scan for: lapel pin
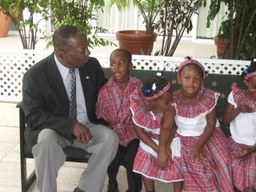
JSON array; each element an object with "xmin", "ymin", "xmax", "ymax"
[{"xmin": 86, "ymin": 76, "xmax": 90, "ymax": 79}]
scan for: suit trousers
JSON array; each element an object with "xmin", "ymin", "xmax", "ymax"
[
  {"xmin": 107, "ymin": 138, "xmax": 142, "ymax": 191},
  {"xmin": 32, "ymin": 122, "xmax": 119, "ymax": 192}
]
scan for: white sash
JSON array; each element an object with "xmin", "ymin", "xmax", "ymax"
[{"xmin": 139, "ymin": 137, "xmax": 181, "ymax": 159}]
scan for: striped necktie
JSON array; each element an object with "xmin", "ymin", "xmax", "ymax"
[{"xmin": 69, "ymin": 68, "xmax": 77, "ymax": 119}]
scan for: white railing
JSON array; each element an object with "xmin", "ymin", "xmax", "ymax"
[{"xmin": 0, "ymin": 48, "xmax": 249, "ymax": 102}]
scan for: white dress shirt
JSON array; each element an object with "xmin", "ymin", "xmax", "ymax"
[{"xmin": 54, "ymin": 55, "xmax": 89, "ymax": 125}]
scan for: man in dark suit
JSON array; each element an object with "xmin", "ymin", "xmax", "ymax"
[{"xmin": 22, "ymin": 25, "xmax": 119, "ymax": 192}]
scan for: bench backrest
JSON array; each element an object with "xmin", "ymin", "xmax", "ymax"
[{"xmin": 103, "ymin": 68, "xmax": 246, "ymax": 119}]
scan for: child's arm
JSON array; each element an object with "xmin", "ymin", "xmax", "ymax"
[
  {"xmin": 158, "ymin": 105, "xmax": 176, "ymax": 170},
  {"xmin": 222, "ymin": 102, "xmax": 252, "ymax": 124},
  {"xmin": 189, "ymin": 107, "xmax": 216, "ymax": 161},
  {"xmin": 221, "ymin": 103, "xmax": 237, "ymax": 124},
  {"xmin": 134, "ymin": 124, "xmax": 159, "ymax": 153}
]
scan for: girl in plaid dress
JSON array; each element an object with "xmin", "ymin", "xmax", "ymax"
[
  {"xmin": 96, "ymin": 49, "xmax": 142, "ymax": 192},
  {"xmin": 222, "ymin": 59, "xmax": 256, "ymax": 192},
  {"xmin": 172, "ymin": 57, "xmax": 234, "ymax": 192},
  {"xmin": 130, "ymin": 75, "xmax": 184, "ymax": 192}
]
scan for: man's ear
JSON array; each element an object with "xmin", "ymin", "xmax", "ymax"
[{"xmin": 57, "ymin": 50, "xmax": 67, "ymax": 61}]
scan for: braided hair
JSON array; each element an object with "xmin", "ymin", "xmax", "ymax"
[
  {"xmin": 143, "ymin": 75, "xmax": 168, "ymax": 98},
  {"xmin": 241, "ymin": 59, "xmax": 256, "ymax": 80}
]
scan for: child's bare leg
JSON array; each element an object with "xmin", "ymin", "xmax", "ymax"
[
  {"xmin": 173, "ymin": 181, "xmax": 183, "ymax": 192},
  {"xmin": 142, "ymin": 176, "xmax": 155, "ymax": 192}
]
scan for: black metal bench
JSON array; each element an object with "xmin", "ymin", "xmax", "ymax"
[{"xmin": 17, "ymin": 102, "xmax": 91, "ymax": 192}]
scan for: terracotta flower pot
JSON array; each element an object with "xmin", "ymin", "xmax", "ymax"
[
  {"xmin": 0, "ymin": 11, "xmax": 12, "ymax": 38},
  {"xmin": 214, "ymin": 36, "xmax": 228, "ymax": 58},
  {"xmin": 116, "ymin": 30, "xmax": 157, "ymax": 55}
]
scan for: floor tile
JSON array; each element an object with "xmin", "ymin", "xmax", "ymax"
[
  {"xmin": 0, "ymin": 127, "xmax": 19, "ymax": 143},
  {"xmin": 0, "ymin": 162, "xmax": 21, "ymax": 187},
  {"xmin": 0, "ymin": 142, "xmax": 17, "ymax": 160},
  {"xmin": 0, "ymin": 185, "xmax": 22, "ymax": 192},
  {"xmin": 0, "ymin": 102, "xmax": 19, "ymax": 127},
  {"xmin": 2, "ymin": 143, "xmax": 20, "ymax": 163}
]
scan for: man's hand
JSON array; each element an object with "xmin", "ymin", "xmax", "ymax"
[
  {"xmin": 72, "ymin": 122, "xmax": 92, "ymax": 144},
  {"xmin": 119, "ymin": 139, "xmax": 129, "ymax": 148}
]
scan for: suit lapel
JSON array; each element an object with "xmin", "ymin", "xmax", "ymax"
[
  {"xmin": 47, "ymin": 54, "xmax": 69, "ymax": 111},
  {"xmin": 79, "ymin": 68, "xmax": 91, "ymax": 110}
]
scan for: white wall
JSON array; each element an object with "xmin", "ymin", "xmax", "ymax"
[{"xmin": 96, "ymin": 0, "xmax": 227, "ymax": 39}]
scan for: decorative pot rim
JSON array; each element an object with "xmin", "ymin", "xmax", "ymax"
[
  {"xmin": 214, "ymin": 36, "xmax": 228, "ymax": 44},
  {"xmin": 116, "ymin": 30, "xmax": 157, "ymax": 41}
]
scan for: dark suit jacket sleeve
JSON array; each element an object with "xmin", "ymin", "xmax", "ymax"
[{"xmin": 22, "ymin": 54, "xmax": 76, "ymax": 144}]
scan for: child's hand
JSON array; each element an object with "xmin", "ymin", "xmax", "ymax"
[
  {"xmin": 236, "ymin": 148, "xmax": 254, "ymax": 158},
  {"xmin": 188, "ymin": 144, "xmax": 204, "ymax": 162},
  {"xmin": 157, "ymin": 149, "xmax": 172, "ymax": 170},
  {"xmin": 239, "ymin": 104, "xmax": 253, "ymax": 113},
  {"xmin": 119, "ymin": 139, "xmax": 129, "ymax": 148}
]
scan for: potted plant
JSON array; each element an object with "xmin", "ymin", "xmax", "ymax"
[
  {"xmin": 109, "ymin": 0, "xmax": 164, "ymax": 55},
  {"xmin": 0, "ymin": 0, "xmax": 115, "ymax": 49},
  {"xmin": 49, "ymin": 0, "xmax": 115, "ymax": 49},
  {"xmin": 213, "ymin": 19, "xmax": 229, "ymax": 58},
  {"xmin": 205, "ymin": 0, "xmax": 256, "ymax": 60},
  {"xmin": 0, "ymin": 6, "xmax": 12, "ymax": 37},
  {"xmin": 155, "ymin": 0, "xmax": 203, "ymax": 56},
  {"xmin": 0, "ymin": 0, "xmax": 50, "ymax": 49}
]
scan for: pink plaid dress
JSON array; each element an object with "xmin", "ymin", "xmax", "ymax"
[
  {"xmin": 130, "ymin": 90, "xmax": 183, "ymax": 183},
  {"xmin": 227, "ymin": 86, "xmax": 256, "ymax": 191},
  {"xmin": 173, "ymin": 88, "xmax": 234, "ymax": 192},
  {"xmin": 96, "ymin": 76, "xmax": 142, "ymax": 142}
]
